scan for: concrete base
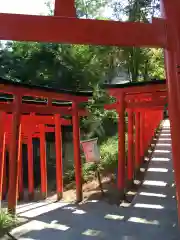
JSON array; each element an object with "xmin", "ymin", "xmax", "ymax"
[
  {"xmin": 41, "ymin": 193, "xmax": 47, "ymax": 200},
  {"xmin": 18, "ymin": 192, "xmax": 24, "ymax": 201},
  {"xmin": 75, "ymin": 189, "xmax": 83, "ymax": 203},
  {"xmin": 28, "ymin": 193, "xmax": 34, "ymax": 201},
  {"xmin": 56, "ymin": 192, "xmax": 63, "ymax": 201}
]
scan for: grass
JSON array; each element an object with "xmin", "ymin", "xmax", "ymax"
[{"xmin": 0, "ymin": 210, "xmax": 18, "ymax": 237}]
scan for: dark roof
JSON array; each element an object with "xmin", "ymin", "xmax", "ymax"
[
  {"xmin": 103, "ymin": 79, "xmax": 166, "ymax": 89},
  {"xmin": 0, "ymin": 77, "xmax": 93, "ymax": 97}
]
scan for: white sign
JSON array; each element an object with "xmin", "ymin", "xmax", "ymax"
[{"xmin": 81, "ymin": 138, "xmax": 100, "ymax": 163}]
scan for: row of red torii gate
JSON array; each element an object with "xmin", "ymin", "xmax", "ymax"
[
  {"xmin": 0, "ymin": 78, "xmax": 167, "ymax": 214},
  {"xmin": 1, "ymin": 0, "xmax": 180, "ymax": 223}
]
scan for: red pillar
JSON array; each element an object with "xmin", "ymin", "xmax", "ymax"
[
  {"xmin": 145, "ymin": 112, "xmax": 150, "ymax": 148},
  {"xmin": 17, "ymin": 124, "xmax": 23, "ymax": 200},
  {"xmin": 0, "ymin": 112, "xmax": 5, "ymax": 201},
  {"xmin": 117, "ymin": 93, "xmax": 125, "ymax": 194},
  {"xmin": 135, "ymin": 111, "xmax": 140, "ymax": 170},
  {"xmin": 0, "ymin": 131, "xmax": 6, "ymax": 201},
  {"xmin": 127, "ymin": 109, "xmax": 134, "ymax": 182},
  {"xmin": 161, "ymin": 0, "xmax": 180, "ymax": 221},
  {"xmin": 55, "ymin": 114, "xmax": 63, "ymax": 200},
  {"xmin": 54, "ymin": 0, "xmax": 76, "ymax": 17},
  {"xmin": 144, "ymin": 112, "xmax": 148, "ymax": 151},
  {"xmin": 39, "ymin": 124, "xmax": 47, "ymax": 199},
  {"xmin": 72, "ymin": 102, "xmax": 82, "ymax": 202},
  {"xmin": 8, "ymin": 96, "xmax": 21, "ymax": 215},
  {"xmin": 27, "ymin": 134, "xmax": 34, "ymax": 200},
  {"xmin": 2, "ymin": 148, "xmax": 7, "ymax": 199},
  {"xmin": 140, "ymin": 111, "xmax": 144, "ymax": 161}
]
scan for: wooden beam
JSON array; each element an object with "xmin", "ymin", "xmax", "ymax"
[
  {"xmin": 127, "ymin": 100, "xmax": 166, "ymax": 109},
  {"xmin": 108, "ymin": 85, "xmax": 166, "ymax": 96},
  {"xmin": 0, "ymin": 84, "xmax": 89, "ymax": 103},
  {"xmin": 126, "ymin": 92, "xmax": 167, "ymax": 101},
  {"xmin": 0, "ymin": 13, "xmax": 165, "ymax": 47},
  {"xmin": 54, "ymin": 0, "xmax": 76, "ymax": 17}
]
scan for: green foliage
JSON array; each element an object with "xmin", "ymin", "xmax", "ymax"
[
  {"xmin": 82, "ymin": 163, "xmax": 97, "ymax": 181},
  {"xmin": 111, "ymin": 0, "xmax": 164, "ymax": 82},
  {"xmin": 100, "ymin": 134, "xmax": 118, "ymax": 171},
  {"xmin": 63, "ymin": 167, "xmax": 75, "ymax": 184},
  {"xmin": 75, "ymin": 0, "xmax": 109, "ymax": 18},
  {"xmin": 0, "ymin": 210, "xmax": 17, "ymax": 236},
  {"xmin": 81, "ymin": 86, "xmax": 118, "ymax": 140}
]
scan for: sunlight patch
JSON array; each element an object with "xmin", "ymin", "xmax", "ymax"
[
  {"xmin": 143, "ymin": 180, "xmax": 167, "ymax": 187},
  {"xmin": 63, "ymin": 206, "xmax": 76, "ymax": 210},
  {"xmin": 139, "ymin": 192, "xmax": 167, "ymax": 198},
  {"xmin": 140, "ymin": 168, "xmax": 146, "ymax": 172},
  {"xmin": 134, "ymin": 203, "xmax": 164, "ymax": 209},
  {"xmin": 82, "ymin": 229, "xmax": 103, "ymax": 237},
  {"xmin": 134, "ymin": 180, "xmax": 141, "ymax": 185},
  {"xmin": 86, "ymin": 200, "xmax": 99, "ymax": 203},
  {"xmin": 154, "ymin": 149, "xmax": 170, "ymax": 153},
  {"xmin": 18, "ymin": 202, "xmax": 69, "ymax": 218},
  {"xmin": 156, "ymin": 143, "xmax": 171, "ymax": 146},
  {"xmin": 147, "ymin": 168, "xmax": 168, "ymax": 173},
  {"xmin": 151, "ymin": 157, "xmax": 170, "ymax": 162},
  {"xmin": 127, "ymin": 191, "xmax": 137, "ymax": 196},
  {"xmin": 10, "ymin": 220, "xmax": 70, "ymax": 238},
  {"xmin": 72, "ymin": 209, "xmax": 86, "ymax": 215},
  {"xmin": 128, "ymin": 217, "xmax": 159, "ymax": 225},
  {"xmin": 50, "ymin": 222, "xmax": 70, "ymax": 231},
  {"xmin": 158, "ymin": 138, "xmax": 171, "ymax": 141},
  {"xmin": 104, "ymin": 214, "xmax": 124, "ymax": 220},
  {"xmin": 161, "ymin": 133, "xmax": 171, "ymax": 136}
]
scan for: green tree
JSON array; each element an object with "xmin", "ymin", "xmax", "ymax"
[{"xmin": 111, "ymin": 0, "xmax": 164, "ymax": 82}]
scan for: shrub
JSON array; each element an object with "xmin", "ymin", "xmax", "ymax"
[
  {"xmin": 82, "ymin": 162, "xmax": 97, "ymax": 181},
  {"xmin": 99, "ymin": 135, "xmax": 118, "ymax": 172},
  {"xmin": 63, "ymin": 134, "xmax": 123, "ymax": 184},
  {"xmin": 0, "ymin": 210, "xmax": 17, "ymax": 237}
]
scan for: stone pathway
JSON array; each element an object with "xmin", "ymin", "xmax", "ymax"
[{"xmin": 3, "ymin": 120, "xmax": 180, "ymax": 239}]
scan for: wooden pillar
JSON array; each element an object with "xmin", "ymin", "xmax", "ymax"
[
  {"xmin": 17, "ymin": 124, "xmax": 23, "ymax": 200},
  {"xmin": 161, "ymin": 0, "xmax": 180, "ymax": 222},
  {"xmin": 135, "ymin": 111, "xmax": 140, "ymax": 170},
  {"xmin": 117, "ymin": 93, "xmax": 125, "ymax": 195},
  {"xmin": 127, "ymin": 109, "xmax": 134, "ymax": 183},
  {"xmin": 27, "ymin": 134, "xmax": 34, "ymax": 200},
  {"xmin": 140, "ymin": 111, "xmax": 144, "ymax": 161},
  {"xmin": 0, "ymin": 132, "xmax": 6, "ymax": 201},
  {"xmin": 0, "ymin": 112, "xmax": 5, "ymax": 201},
  {"xmin": 39, "ymin": 124, "xmax": 47, "ymax": 199},
  {"xmin": 2, "ymin": 148, "xmax": 7, "ymax": 200},
  {"xmin": 145, "ymin": 112, "xmax": 150, "ymax": 148},
  {"xmin": 54, "ymin": 0, "xmax": 76, "ymax": 17},
  {"xmin": 72, "ymin": 102, "xmax": 82, "ymax": 202},
  {"xmin": 8, "ymin": 96, "xmax": 21, "ymax": 215},
  {"xmin": 144, "ymin": 112, "xmax": 147, "ymax": 152},
  {"xmin": 55, "ymin": 114, "xmax": 63, "ymax": 200}
]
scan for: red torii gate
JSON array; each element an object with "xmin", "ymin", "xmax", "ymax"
[
  {"xmin": 0, "ymin": 0, "xmax": 180, "ymax": 221},
  {"xmin": 2, "ymin": 114, "xmax": 72, "ymax": 201},
  {"xmin": 104, "ymin": 80, "xmax": 167, "ymax": 196},
  {"xmin": 0, "ymin": 79, "xmax": 92, "ymax": 214}
]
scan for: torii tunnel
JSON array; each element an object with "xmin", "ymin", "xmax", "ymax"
[
  {"xmin": 0, "ymin": 0, "xmax": 180, "ymax": 223},
  {"xmin": 0, "ymin": 78, "xmax": 167, "ymax": 216},
  {"xmin": 0, "ymin": 78, "xmax": 92, "ymax": 214}
]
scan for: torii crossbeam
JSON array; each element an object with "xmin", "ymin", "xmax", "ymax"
[{"xmin": 1, "ymin": 0, "xmax": 180, "ymax": 223}]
